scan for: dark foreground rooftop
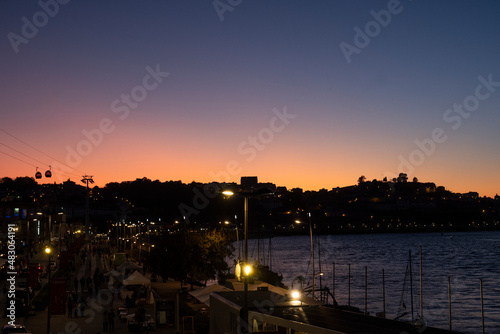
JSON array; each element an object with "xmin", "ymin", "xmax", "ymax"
[
  {"xmin": 272, "ymin": 306, "xmax": 462, "ymax": 334},
  {"xmin": 213, "ymin": 291, "xmax": 463, "ymax": 334}
]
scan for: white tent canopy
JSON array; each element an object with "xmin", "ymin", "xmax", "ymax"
[
  {"xmin": 117, "ymin": 260, "xmax": 142, "ymax": 272},
  {"xmin": 122, "ymin": 270, "xmax": 151, "ymax": 288},
  {"xmin": 189, "ymin": 284, "xmax": 232, "ymax": 307}
]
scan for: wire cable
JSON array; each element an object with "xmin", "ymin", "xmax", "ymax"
[
  {"xmin": 0, "ymin": 141, "xmax": 83, "ymax": 180},
  {"xmin": 0, "ymin": 142, "xmax": 49, "ymax": 168},
  {"xmin": 0, "ymin": 148, "xmax": 83, "ymax": 181},
  {"xmin": 0, "ymin": 149, "xmax": 38, "ymax": 168},
  {"xmin": 0, "ymin": 128, "xmax": 86, "ymax": 177}
]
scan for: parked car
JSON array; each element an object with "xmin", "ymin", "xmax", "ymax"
[{"xmin": 1, "ymin": 325, "xmax": 30, "ymax": 334}]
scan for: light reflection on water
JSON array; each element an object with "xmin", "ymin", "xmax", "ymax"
[{"xmin": 237, "ymin": 231, "xmax": 500, "ymax": 334}]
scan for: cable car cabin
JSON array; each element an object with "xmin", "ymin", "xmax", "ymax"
[
  {"xmin": 35, "ymin": 171, "xmax": 42, "ymax": 179},
  {"xmin": 45, "ymin": 170, "xmax": 52, "ymax": 178}
]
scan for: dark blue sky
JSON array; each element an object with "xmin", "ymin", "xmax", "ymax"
[{"xmin": 1, "ymin": 1, "xmax": 500, "ymax": 196}]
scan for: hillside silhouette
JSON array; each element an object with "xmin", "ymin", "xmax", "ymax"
[{"xmin": 1, "ymin": 174, "xmax": 499, "ymax": 234}]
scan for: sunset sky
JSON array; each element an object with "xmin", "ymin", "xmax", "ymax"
[{"xmin": 1, "ymin": 1, "xmax": 500, "ymax": 197}]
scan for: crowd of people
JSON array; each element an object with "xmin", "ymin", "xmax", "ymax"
[
  {"xmin": 61, "ymin": 238, "xmax": 153, "ymax": 333},
  {"xmin": 63, "ymin": 239, "xmax": 119, "ymax": 333}
]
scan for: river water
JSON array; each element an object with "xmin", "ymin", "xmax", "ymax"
[{"xmin": 238, "ymin": 231, "xmax": 500, "ymax": 333}]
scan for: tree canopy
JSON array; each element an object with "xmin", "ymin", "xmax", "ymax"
[{"xmin": 149, "ymin": 229, "xmax": 234, "ymax": 285}]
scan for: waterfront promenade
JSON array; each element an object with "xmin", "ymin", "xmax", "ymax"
[
  {"xmin": 0, "ymin": 240, "xmax": 176, "ymax": 334},
  {"xmin": 1, "ymin": 236, "xmax": 474, "ymax": 334}
]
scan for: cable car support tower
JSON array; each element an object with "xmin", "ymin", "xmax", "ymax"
[{"xmin": 81, "ymin": 175, "xmax": 94, "ymax": 237}]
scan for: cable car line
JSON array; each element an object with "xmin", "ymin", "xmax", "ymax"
[
  {"xmin": 0, "ymin": 141, "xmax": 82, "ymax": 180},
  {"xmin": 0, "ymin": 149, "xmax": 38, "ymax": 168},
  {"xmin": 0, "ymin": 148, "xmax": 82, "ymax": 181},
  {"xmin": 0, "ymin": 142, "xmax": 49, "ymax": 168},
  {"xmin": 0, "ymin": 128, "xmax": 86, "ymax": 176}
]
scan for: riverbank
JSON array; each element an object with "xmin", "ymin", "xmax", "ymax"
[{"xmin": 238, "ymin": 231, "xmax": 500, "ymax": 333}]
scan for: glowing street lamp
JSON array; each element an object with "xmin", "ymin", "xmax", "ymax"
[
  {"xmin": 222, "ymin": 189, "xmax": 250, "ymax": 334},
  {"xmin": 222, "ymin": 190, "xmax": 234, "ymax": 196},
  {"xmin": 290, "ymin": 290, "xmax": 302, "ymax": 306},
  {"xmin": 222, "ymin": 187, "xmax": 273, "ymax": 334},
  {"xmin": 244, "ymin": 264, "xmax": 252, "ymax": 276}
]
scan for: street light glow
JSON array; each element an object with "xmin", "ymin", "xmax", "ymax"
[
  {"xmin": 291, "ymin": 290, "xmax": 300, "ymax": 299},
  {"xmin": 244, "ymin": 264, "xmax": 252, "ymax": 276},
  {"xmin": 45, "ymin": 247, "xmax": 51, "ymax": 255},
  {"xmin": 222, "ymin": 190, "xmax": 234, "ymax": 196}
]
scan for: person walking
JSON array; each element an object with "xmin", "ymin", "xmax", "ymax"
[
  {"xmin": 87, "ymin": 277, "xmax": 92, "ymax": 291},
  {"xmin": 74, "ymin": 302, "xmax": 79, "ymax": 318},
  {"xmin": 107, "ymin": 309, "xmax": 115, "ymax": 332},
  {"xmin": 80, "ymin": 277, "xmax": 85, "ymax": 292},
  {"xmin": 125, "ymin": 295, "xmax": 132, "ymax": 313},
  {"xmin": 79, "ymin": 300, "xmax": 85, "ymax": 318},
  {"xmin": 67, "ymin": 297, "xmax": 73, "ymax": 318},
  {"xmin": 102, "ymin": 310, "xmax": 108, "ymax": 333}
]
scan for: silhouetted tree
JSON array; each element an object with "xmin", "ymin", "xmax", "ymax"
[
  {"xmin": 397, "ymin": 173, "xmax": 408, "ymax": 183},
  {"xmin": 149, "ymin": 229, "xmax": 234, "ymax": 287}
]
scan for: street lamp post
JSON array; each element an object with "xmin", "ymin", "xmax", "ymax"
[
  {"xmin": 223, "ymin": 187, "xmax": 273, "ymax": 333},
  {"xmin": 224, "ymin": 219, "xmax": 240, "ymax": 262},
  {"xmin": 45, "ymin": 246, "xmax": 52, "ymax": 334},
  {"xmin": 147, "ymin": 222, "xmax": 150, "ymax": 254},
  {"xmin": 243, "ymin": 194, "xmax": 249, "ymax": 333},
  {"xmin": 222, "ymin": 190, "xmax": 249, "ymax": 333},
  {"xmin": 295, "ymin": 212, "xmax": 317, "ymax": 300}
]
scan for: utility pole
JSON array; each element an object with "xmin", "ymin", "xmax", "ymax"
[{"xmin": 81, "ymin": 175, "xmax": 94, "ymax": 237}]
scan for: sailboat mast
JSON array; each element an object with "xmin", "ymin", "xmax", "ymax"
[
  {"xmin": 409, "ymin": 249, "xmax": 414, "ymax": 322},
  {"xmin": 268, "ymin": 238, "xmax": 272, "ymax": 271},
  {"xmin": 257, "ymin": 232, "xmax": 260, "ymax": 264},
  {"xmin": 309, "ymin": 212, "xmax": 315, "ymax": 300},
  {"xmin": 236, "ymin": 215, "xmax": 240, "ymax": 261},
  {"xmin": 420, "ymin": 245, "xmax": 423, "ymax": 321},
  {"xmin": 318, "ymin": 234, "xmax": 323, "ymax": 303}
]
